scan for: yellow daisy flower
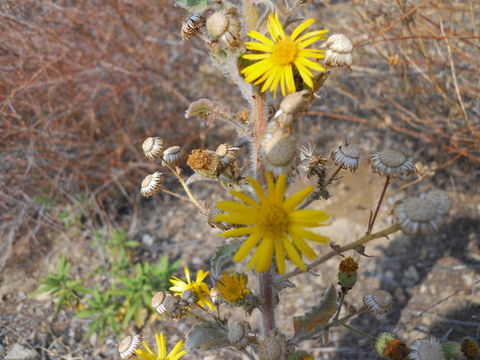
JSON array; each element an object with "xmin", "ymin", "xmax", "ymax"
[
  {"xmin": 215, "ymin": 173, "xmax": 329, "ymax": 274},
  {"xmin": 215, "ymin": 272, "xmax": 250, "ymax": 302},
  {"xmin": 169, "ymin": 266, "xmax": 214, "ymax": 310},
  {"xmin": 135, "ymin": 332, "xmax": 186, "ymax": 360},
  {"xmin": 241, "ymin": 12, "xmax": 328, "ymax": 96}
]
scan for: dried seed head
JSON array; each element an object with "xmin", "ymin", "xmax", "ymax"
[
  {"xmin": 421, "ymin": 190, "xmax": 452, "ymax": 215},
  {"xmin": 410, "ymin": 338, "xmax": 445, "ymax": 360},
  {"xmin": 258, "ymin": 331, "xmax": 287, "ymax": 360},
  {"xmin": 210, "ymin": 287, "xmax": 223, "ymax": 305},
  {"xmin": 141, "ymin": 171, "xmax": 163, "ymax": 197},
  {"xmin": 118, "ymin": 335, "xmax": 142, "ymax": 360},
  {"xmin": 461, "ymin": 339, "xmax": 479, "ymax": 360},
  {"xmin": 260, "ymin": 131, "xmax": 298, "ymax": 177},
  {"xmin": 227, "ymin": 321, "xmax": 250, "ymax": 349},
  {"xmin": 331, "ymin": 141, "xmax": 360, "ymax": 172},
  {"xmin": 375, "ymin": 333, "xmax": 410, "ymax": 360},
  {"xmin": 339, "ymin": 257, "xmax": 358, "ymax": 273},
  {"xmin": 163, "ymin": 293, "xmax": 189, "ymax": 320},
  {"xmin": 152, "ymin": 291, "xmax": 167, "ymax": 314},
  {"xmin": 182, "ymin": 14, "xmax": 205, "ymax": 41},
  {"xmin": 206, "ymin": 9, "xmax": 242, "ymax": 48},
  {"xmin": 323, "ymin": 33, "xmax": 353, "ymax": 68},
  {"xmin": 369, "ymin": 149, "xmax": 415, "ymax": 178},
  {"xmin": 363, "ymin": 290, "xmax": 394, "ymax": 314},
  {"xmin": 394, "ymin": 195, "xmax": 448, "ymax": 236},
  {"xmin": 163, "ymin": 146, "xmax": 186, "ymax": 166},
  {"xmin": 142, "ymin": 137, "xmax": 165, "ymax": 160},
  {"xmin": 215, "ymin": 144, "xmax": 239, "ymax": 166},
  {"xmin": 187, "ymin": 148, "xmax": 222, "ymax": 179}
]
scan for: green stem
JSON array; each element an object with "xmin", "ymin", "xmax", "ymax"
[{"xmin": 341, "ymin": 322, "xmax": 375, "ymax": 341}]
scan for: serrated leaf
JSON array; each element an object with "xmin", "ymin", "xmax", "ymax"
[
  {"xmin": 293, "ymin": 284, "xmax": 337, "ymax": 339},
  {"xmin": 185, "ymin": 325, "xmax": 229, "ymax": 350},
  {"xmin": 185, "ymin": 99, "xmax": 233, "ymax": 123},
  {"xmin": 175, "ymin": 0, "xmax": 211, "ymax": 13},
  {"xmin": 210, "ymin": 242, "xmax": 241, "ymax": 279}
]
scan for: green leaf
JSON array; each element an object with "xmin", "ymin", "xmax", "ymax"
[
  {"xmin": 210, "ymin": 242, "xmax": 241, "ymax": 279},
  {"xmin": 292, "ymin": 284, "xmax": 338, "ymax": 340}
]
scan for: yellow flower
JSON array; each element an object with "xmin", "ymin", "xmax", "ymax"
[
  {"xmin": 215, "ymin": 272, "xmax": 250, "ymax": 302},
  {"xmin": 241, "ymin": 12, "xmax": 328, "ymax": 96},
  {"xmin": 215, "ymin": 173, "xmax": 329, "ymax": 274},
  {"xmin": 169, "ymin": 266, "xmax": 214, "ymax": 310},
  {"xmin": 135, "ymin": 333, "xmax": 186, "ymax": 360}
]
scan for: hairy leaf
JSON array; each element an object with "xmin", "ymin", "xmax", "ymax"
[
  {"xmin": 210, "ymin": 242, "xmax": 241, "ymax": 279},
  {"xmin": 186, "ymin": 99, "xmax": 233, "ymax": 123},
  {"xmin": 293, "ymin": 284, "xmax": 338, "ymax": 339}
]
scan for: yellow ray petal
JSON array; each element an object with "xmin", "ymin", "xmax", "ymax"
[
  {"xmin": 282, "ymin": 186, "xmax": 314, "ymax": 211},
  {"xmin": 283, "ymin": 237, "xmax": 306, "ymax": 270},
  {"xmin": 247, "ymin": 177, "xmax": 267, "ymax": 204},
  {"xmin": 215, "ymin": 213, "xmax": 257, "ymax": 225},
  {"xmin": 233, "ymin": 232, "xmax": 263, "ymax": 262},
  {"xmin": 294, "ymin": 62, "xmax": 314, "ymax": 88},
  {"xmin": 219, "ymin": 226, "xmax": 258, "ymax": 237},
  {"xmin": 290, "ymin": 209, "xmax": 330, "ymax": 222},
  {"xmin": 231, "ymin": 191, "xmax": 260, "ymax": 207},
  {"xmin": 290, "ymin": 18, "xmax": 316, "ymax": 41},
  {"xmin": 285, "ymin": 65, "xmax": 296, "ymax": 93},
  {"xmin": 291, "ymin": 234, "xmax": 317, "ymax": 259},
  {"xmin": 243, "ymin": 53, "xmax": 271, "ymax": 60},
  {"xmin": 290, "ymin": 227, "xmax": 330, "ymax": 243},
  {"xmin": 296, "ymin": 56, "xmax": 324, "ymax": 71},
  {"xmin": 216, "ymin": 201, "xmax": 257, "ymax": 214},
  {"xmin": 274, "ymin": 173, "xmax": 287, "ymax": 203},
  {"xmin": 247, "ymin": 30, "xmax": 274, "ymax": 46},
  {"xmin": 255, "ymin": 236, "xmax": 274, "ymax": 272}
]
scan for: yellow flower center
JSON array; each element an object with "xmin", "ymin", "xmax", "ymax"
[
  {"xmin": 272, "ymin": 40, "xmax": 298, "ymax": 66},
  {"xmin": 260, "ymin": 205, "xmax": 289, "ymax": 235}
]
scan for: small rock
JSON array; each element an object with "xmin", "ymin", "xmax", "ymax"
[{"xmin": 4, "ymin": 344, "xmax": 39, "ymax": 360}]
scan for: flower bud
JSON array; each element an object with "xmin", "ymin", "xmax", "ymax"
[
  {"xmin": 338, "ymin": 256, "xmax": 358, "ymax": 291},
  {"xmin": 375, "ymin": 333, "xmax": 410, "ymax": 360}
]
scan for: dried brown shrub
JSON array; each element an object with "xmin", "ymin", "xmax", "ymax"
[{"xmin": 0, "ymin": 0, "xmax": 202, "ymax": 269}]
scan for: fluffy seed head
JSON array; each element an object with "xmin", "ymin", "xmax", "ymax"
[
  {"xmin": 369, "ymin": 149, "xmax": 415, "ymax": 178},
  {"xmin": 323, "ymin": 33, "xmax": 353, "ymax": 68},
  {"xmin": 363, "ymin": 290, "xmax": 394, "ymax": 314},
  {"xmin": 163, "ymin": 146, "xmax": 186, "ymax": 166},
  {"xmin": 331, "ymin": 141, "xmax": 360, "ymax": 172},
  {"xmin": 206, "ymin": 11, "xmax": 229, "ymax": 37},
  {"xmin": 260, "ymin": 131, "xmax": 298, "ymax": 177},
  {"xmin": 394, "ymin": 195, "xmax": 448, "ymax": 236},
  {"xmin": 410, "ymin": 338, "xmax": 445, "ymax": 360},
  {"xmin": 142, "ymin": 137, "xmax": 165, "ymax": 160},
  {"xmin": 209, "ymin": 287, "xmax": 223, "ymax": 305},
  {"xmin": 118, "ymin": 335, "xmax": 142, "ymax": 360},
  {"xmin": 141, "ymin": 171, "xmax": 163, "ymax": 197},
  {"xmin": 182, "ymin": 14, "xmax": 205, "ymax": 41}
]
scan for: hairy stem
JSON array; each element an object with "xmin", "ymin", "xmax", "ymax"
[
  {"xmin": 167, "ymin": 165, "xmax": 206, "ymax": 214},
  {"xmin": 367, "ymin": 176, "xmax": 391, "ymax": 234},
  {"xmin": 276, "ymin": 224, "xmax": 401, "ymax": 282}
]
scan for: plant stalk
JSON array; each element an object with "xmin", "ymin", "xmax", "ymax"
[
  {"xmin": 367, "ymin": 176, "xmax": 391, "ymax": 234},
  {"xmin": 276, "ymin": 224, "xmax": 401, "ymax": 282}
]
